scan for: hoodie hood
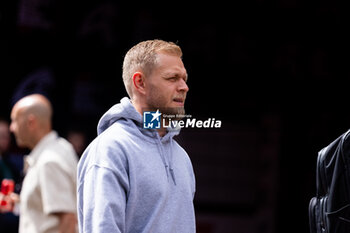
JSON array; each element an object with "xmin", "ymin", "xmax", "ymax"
[{"xmin": 97, "ymin": 97, "xmax": 142, "ymax": 135}]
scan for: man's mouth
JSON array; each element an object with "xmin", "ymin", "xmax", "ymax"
[{"xmin": 173, "ymin": 97, "xmax": 185, "ymax": 105}]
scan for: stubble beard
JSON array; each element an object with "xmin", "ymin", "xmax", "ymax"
[{"xmin": 147, "ymin": 96, "xmax": 186, "ymax": 121}]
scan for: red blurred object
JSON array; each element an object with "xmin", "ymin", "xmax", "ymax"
[{"xmin": 1, "ymin": 179, "xmax": 14, "ymax": 206}]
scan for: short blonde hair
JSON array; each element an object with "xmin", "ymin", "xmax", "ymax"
[{"xmin": 122, "ymin": 39, "xmax": 182, "ymax": 98}]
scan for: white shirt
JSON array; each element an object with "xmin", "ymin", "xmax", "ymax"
[{"xmin": 20, "ymin": 131, "xmax": 78, "ymax": 233}]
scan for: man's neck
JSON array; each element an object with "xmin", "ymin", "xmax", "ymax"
[
  {"xmin": 157, "ymin": 128, "xmax": 167, "ymax": 137},
  {"xmin": 29, "ymin": 129, "xmax": 52, "ymax": 150}
]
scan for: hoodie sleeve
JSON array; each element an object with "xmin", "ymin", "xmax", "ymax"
[
  {"xmin": 80, "ymin": 165, "xmax": 128, "ymax": 233},
  {"xmin": 78, "ymin": 138, "xmax": 130, "ymax": 233}
]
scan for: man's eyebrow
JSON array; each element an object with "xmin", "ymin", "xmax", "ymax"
[
  {"xmin": 163, "ymin": 71, "xmax": 178, "ymax": 77},
  {"xmin": 163, "ymin": 72, "xmax": 188, "ymax": 79}
]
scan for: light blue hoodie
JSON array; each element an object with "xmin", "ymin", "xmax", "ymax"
[{"xmin": 77, "ymin": 97, "xmax": 196, "ymax": 233}]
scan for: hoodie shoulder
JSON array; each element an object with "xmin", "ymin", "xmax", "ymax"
[{"xmin": 78, "ymin": 122, "xmax": 131, "ymax": 175}]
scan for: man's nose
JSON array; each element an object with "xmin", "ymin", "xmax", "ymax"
[
  {"xmin": 9, "ymin": 123, "xmax": 15, "ymax": 133},
  {"xmin": 178, "ymin": 79, "xmax": 189, "ymax": 93}
]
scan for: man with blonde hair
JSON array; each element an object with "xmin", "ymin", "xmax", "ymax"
[
  {"xmin": 2, "ymin": 94, "xmax": 78, "ymax": 233},
  {"xmin": 77, "ymin": 39, "xmax": 196, "ymax": 233}
]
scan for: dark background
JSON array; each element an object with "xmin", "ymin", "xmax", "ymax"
[{"xmin": 1, "ymin": 0, "xmax": 350, "ymax": 232}]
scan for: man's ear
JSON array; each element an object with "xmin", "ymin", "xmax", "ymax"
[
  {"xmin": 26, "ymin": 114, "xmax": 37, "ymax": 130},
  {"xmin": 132, "ymin": 72, "xmax": 146, "ymax": 95}
]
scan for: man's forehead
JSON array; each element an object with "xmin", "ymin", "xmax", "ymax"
[
  {"xmin": 156, "ymin": 52, "xmax": 183, "ymax": 64},
  {"xmin": 157, "ymin": 54, "xmax": 186, "ymax": 68},
  {"xmin": 162, "ymin": 66, "xmax": 187, "ymax": 75},
  {"xmin": 11, "ymin": 102, "xmax": 27, "ymax": 118}
]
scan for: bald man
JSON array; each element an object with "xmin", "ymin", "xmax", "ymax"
[{"xmin": 8, "ymin": 94, "xmax": 78, "ymax": 233}]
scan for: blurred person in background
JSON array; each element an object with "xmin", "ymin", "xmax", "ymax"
[
  {"xmin": 66, "ymin": 129, "xmax": 87, "ymax": 158},
  {"xmin": 0, "ymin": 94, "xmax": 78, "ymax": 233},
  {"xmin": 77, "ymin": 39, "xmax": 196, "ymax": 233},
  {"xmin": 0, "ymin": 118, "xmax": 22, "ymax": 233},
  {"xmin": 0, "ymin": 119, "xmax": 16, "ymax": 181},
  {"xmin": 0, "ymin": 118, "xmax": 23, "ymax": 184}
]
